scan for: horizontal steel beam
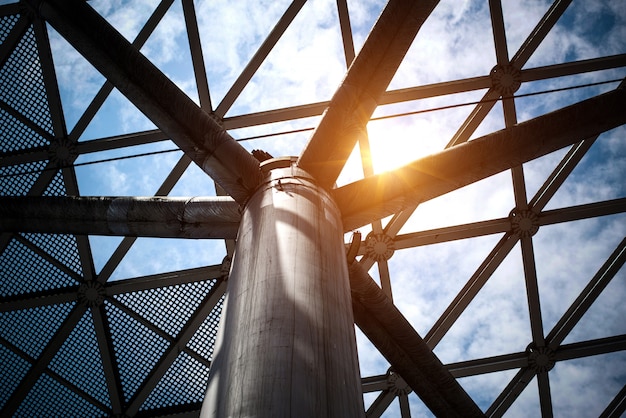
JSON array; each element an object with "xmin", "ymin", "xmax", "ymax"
[
  {"xmin": 0, "ymin": 196, "xmax": 241, "ymax": 239},
  {"xmin": 335, "ymin": 86, "xmax": 626, "ymax": 231}
]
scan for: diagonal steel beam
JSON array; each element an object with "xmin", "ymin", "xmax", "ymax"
[
  {"xmin": 24, "ymin": 0, "xmax": 261, "ymax": 203},
  {"xmin": 546, "ymin": 237, "xmax": 626, "ymax": 350},
  {"xmin": 447, "ymin": 0, "xmax": 573, "ymax": 148},
  {"xmin": 1, "ymin": 304, "xmax": 87, "ymax": 416},
  {"xmin": 298, "ymin": 0, "xmax": 439, "ymax": 188},
  {"xmin": 334, "ymin": 86, "xmax": 626, "ymax": 231},
  {"xmin": 214, "ymin": 0, "xmax": 307, "ymax": 117},
  {"xmin": 0, "ymin": 196, "xmax": 241, "ymax": 239},
  {"xmin": 348, "ymin": 260, "xmax": 485, "ymax": 417}
]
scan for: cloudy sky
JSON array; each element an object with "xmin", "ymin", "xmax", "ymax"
[{"xmin": 34, "ymin": 0, "xmax": 626, "ymax": 416}]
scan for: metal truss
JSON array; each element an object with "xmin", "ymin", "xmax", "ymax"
[{"xmin": 1, "ymin": 0, "xmax": 625, "ymax": 416}]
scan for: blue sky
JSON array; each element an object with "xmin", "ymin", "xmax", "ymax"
[{"xmin": 14, "ymin": 0, "xmax": 626, "ymax": 416}]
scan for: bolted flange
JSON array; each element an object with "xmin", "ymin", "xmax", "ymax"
[
  {"xmin": 48, "ymin": 137, "xmax": 77, "ymax": 167},
  {"xmin": 77, "ymin": 281, "xmax": 106, "ymax": 307},
  {"xmin": 490, "ymin": 64, "xmax": 521, "ymax": 97},
  {"xmin": 527, "ymin": 345, "xmax": 556, "ymax": 373},
  {"xmin": 387, "ymin": 369, "xmax": 411, "ymax": 396},
  {"xmin": 364, "ymin": 232, "xmax": 395, "ymax": 263},
  {"xmin": 220, "ymin": 255, "xmax": 232, "ymax": 278},
  {"xmin": 510, "ymin": 208, "xmax": 539, "ymax": 238}
]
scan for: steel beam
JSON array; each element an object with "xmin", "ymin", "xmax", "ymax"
[
  {"xmin": 298, "ymin": 0, "xmax": 439, "ymax": 188},
  {"xmin": 1, "ymin": 304, "xmax": 86, "ymax": 416},
  {"xmin": 182, "ymin": 0, "xmax": 212, "ymax": 111},
  {"xmin": 67, "ymin": 0, "xmax": 173, "ymax": 142},
  {"xmin": 25, "ymin": 0, "xmax": 261, "ymax": 203},
  {"xmin": 214, "ymin": 0, "xmax": 307, "ymax": 117},
  {"xmin": 349, "ymin": 260, "xmax": 484, "ymax": 417},
  {"xmin": 336, "ymin": 0, "xmax": 356, "ymax": 65},
  {"xmin": 547, "ymin": 238, "xmax": 626, "ymax": 349},
  {"xmin": 425, "ymin": 234, "xmax": 518, "ymax": 348},
  {"xmin": 447, "ymin": 0, "xmax": 572, "ymax": 147},
  {"xmin": 334, "ymin": 86, "xmax": 626, "ymax": 231},
  {"xmin": 92, "ymin": 304, "xmax": 124, "ymax": 414},
  {"xmin": 0, "ymin": 196, "xmax": 241, "ymax": 239},
  {"xmin": 601, "ymin": 383, "xmax": 626, "ymax": 418}
]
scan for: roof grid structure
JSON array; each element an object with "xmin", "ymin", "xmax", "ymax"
[{"xmin": 0, "ymin": 0, "xmax": 624, "ymax": 417}]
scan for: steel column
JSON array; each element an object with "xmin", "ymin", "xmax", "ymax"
[{"xmin": 202, "ymin": 158, "xmax": 363, "ymax": 417}]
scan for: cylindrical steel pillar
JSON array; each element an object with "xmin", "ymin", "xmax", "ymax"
[{"xmin": 201, "ymin": 157, "xmax": 364, "ymax": 417}]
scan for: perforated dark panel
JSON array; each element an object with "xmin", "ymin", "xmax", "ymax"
[
  {"xmin": 0, "ymin": 14, "xmax": 19, "ymax": 45},
  {"xmin": 42, "ymin": 169, "xmax": 67, "ymax": 196},
  {"xmin": 15, "ymin": 372, "xmax": 107, "ymax": 417},
  {"xmin": 0, "ymin": 107, "xmax": 49, "ymax": 153},
  {"xmin": 0, "ymin": 24, "xmax": 54, "ymax": 136},
  {"xmin": 186, "ymin": 294, "xmax": 225, "ymax": 362},
  {"xmin": 113, "ymin": 279, "xmax": 217, "ymax": 338},
  {"xmin": 48, "ymin": 309, "xmax": 111, "ymax": 408},
  {"xmin": 105, "ymin": 300, "xmax": 171, "ymax": 402},
  {"xmin": 0, "ymin": 302, "xmax": 76, "ymax": 359},
  {"xmin": 140, "ymin": 351, "xmax": 210, "ymax": 411},
  {"xmin": 0, "ymin": 160, "xmax": 48, "ymax": 196},
  {"xmin": 0, "ymin": 238, "xmax": 77, "ymax": 297},
  {"xmin": 0, "ymin": 344, "xmax": 31, "ymax": 410},
  {"xmin": 22, "ymin": 233, "xmax": 83, "ymax": 276}
]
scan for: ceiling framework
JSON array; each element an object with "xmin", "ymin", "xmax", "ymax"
[{"xmin": 1, "ymin": 0, "xmax": 625, "ymax": 417}]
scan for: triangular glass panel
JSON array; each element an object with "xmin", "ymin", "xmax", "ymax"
[
  {"xmin": 77, "ymin": 88, "xmax": 156, "ymax": 141},
  {"xmin": 524, "ymin": 2, "xmax": 624, "ymax": 68},
  {"xmin": 390, "ymin": 0, "xmax": 496, "ymax": 90},
  {"xmin": 547, "ymin": 127, "xmax": 626, "ymax": 210},
  {"xmin": 389, "ymin": 233, "xmax": 502, "ymax": 337},
  {"xmin": 139, "ymin": 1, "xmax": 200, "ymax": 105},
  {"xmin": 550, "ymin": 351, "xmax": 626, "ymax": 416},
  {"xmin": 74, "ymin": 140, "xmax": 180, "ymax": 196},
  {"xmin": 194, "ymin": 0, "xmax": 292, "ymax": 106},
  {"xmin": 226, "ymin": 0, "xmax": 347, "ymax": 115},
  {"xmin": 107, "ymin": 238, "xmax": 226, "ymax": 282},
  {"xmin": 457, "ymin": 369, "xmax": 519, "ymax": 413},
  {"xmin": 561, "ymin": 245, "xmax": 626, "ymax": 345},
  {"xmin": 345, "ymin": 0, "xmax": 386, "ymax": 56},
  {"xmin": 433, "ymin": 241, "xmax": 531, "ymax": 364},
  {"xmin": 46, "ymin": 24, "xmax": 106, "ymax": 134},
  {"xmin": 534, "ymin": 214, "xmax": 626, "ymax": 338},
  {"xmin": 503, "ymin": 374, "xmax": 541, "ymax": 418}
]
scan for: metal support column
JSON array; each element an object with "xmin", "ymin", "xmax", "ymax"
[{"xmin": 202, "ymin": 157, "xmax": 364, "ymax": 417}]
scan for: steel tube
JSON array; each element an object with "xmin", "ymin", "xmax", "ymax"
[
  {"xmin": 202, "ymin": 158, "xmax": 364, "ymax": 417},
  {"xmin": 0, "ymin": 196, "xmax": 241, "ymax": 239}
]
